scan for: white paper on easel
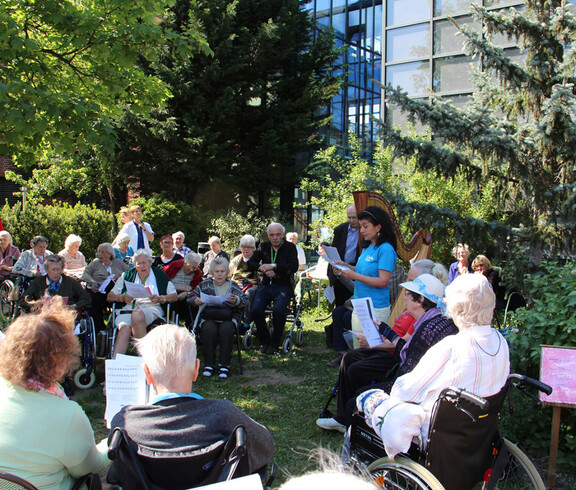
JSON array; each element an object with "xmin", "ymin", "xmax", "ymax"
[
  {"xmin": 104, "ymin": 355, "xmax": 148, "ymax": 428},
  {"xmin": 351, "ymin": 297, "xmax": 385, "ymax": 348}
]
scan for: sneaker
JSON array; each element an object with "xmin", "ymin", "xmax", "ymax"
[
  {"xmin": 202, "ymin": 366, "xmax": 214, "ymax": 377},
  {"xmin": 316, "ymin": 417, "xmax": 347, "ymax": 433},
  {"xmin": 218, "ymin": 366, "xmax": 230, "ymax": 379}
]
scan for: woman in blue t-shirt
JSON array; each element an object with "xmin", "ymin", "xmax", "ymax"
[{"xmin": 334, "ymin": 205, "xmax": 398, "ymax": 349}]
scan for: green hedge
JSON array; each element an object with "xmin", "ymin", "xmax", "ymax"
[
  {"xmin": 502, "ymin": 261, "xmax": 576, "ymax": 471},
  {"xmin": 1, "ymin": 201, "xmax": 114, "ymax": 260}
]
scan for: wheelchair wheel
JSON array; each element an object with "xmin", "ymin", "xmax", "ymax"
[
  {"xmin": 0, "ymin": 280, "xmax": 15, "ymax": 322},
  {"xmin": 282, "ymin": 335, "xmax": 293, "ymax": 355},
  {"xmin": 368, "ymin": 457, "xmax": 444, "ymax": 490},
  {"xmin": 295, "ymin": 328, "xmax": 303, "ymax": 346},
  {"xmin": 74, "ymin": 367, "xmax": 97, "ymax": 390},
  {"xmin": 492, "ymin": 439, "xmax": 545, "ymax": 490},
  {"xmin": 243, "ymin": 332, "xmax": 253, "ymax": 351}
]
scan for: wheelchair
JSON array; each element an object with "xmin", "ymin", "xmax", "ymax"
[
  {"xmin": 73, "ymin": 310, "xmax": 99, "ymax": 389},
  {"xmin": 349, "ymin": 374, "xmax": 552, "ymax": 489},
  {"xmin": 0, "ymin": 274, "xmax": 32, "ymax": 324}
]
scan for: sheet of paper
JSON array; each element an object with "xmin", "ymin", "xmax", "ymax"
[
  {"xmin": 125, "ymin": 281, "xmax": 151, "ymax": 298},
  {"xmin": 324, "ymin": 285, "xmax": 335, "ymax": 304},
  {"xmin": 316, "ymin": 250, "xmax": 349, "ymax": 271},
  {"xmin": 322, "ymin": 245, "xmax": 341, "ymax": 263},
  {"xmin": 351, "ymin": 297, "xmax": 385, "ymax": 348},
  {"xmin": 105, "ymin": 355, "xmax": 148, "ymax": 428},
  {"xmin": 196, "ymin": 473, "xmax": 263, "ymax": 490},
  {"xmin": 200, "ymin": 292, "xmax": 229, "ymax": 305}
]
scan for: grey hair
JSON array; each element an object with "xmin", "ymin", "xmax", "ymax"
[
  {"xmin": 172, "ymin": 231, "xmax": 185, "ymax": 241},
  {"xmin": 286, "ymin": 232, "xmax": 298, "ymax": 241},
  {"xmin": 136, "ymin": 324, "xmax": 197, "ymax": 390},
  {"xmin": 115, "ymin": 231, "xmax": 131, "ymax": 244},
  {"xmin": 411, "ymin": 259, "xmax": 449, "ymax": 285},
  {"xmin": 0, "ymin": 231, "xmax": 12, "ymax": 245},
  {"xmin": 98, "ymin": 242, "xmax": 114, "ymax": 258},
  {"xmin": 445, "ymin": 273, "xmax": 495, "ymax": 329},
  {"xmin": 208, "ymin": 256, "xmax": 229, "ymax": 276},
  {"xmin": 267, "ymin": 222, "xmax": 285, "ymax": 234},
  {"xmin": 184, "ymin": 251, "xmax": 202, "ymax": 266},
  {"xmin": 64, "ymin": 234, "xmax": 82, "ymax": 249},
  {"xmin": 451, "ymin": 243, "xmax": 470, "ymax": 259},
  {"xmin": 239, "ymin": 234, "xmax": 256, "ymax": 248},
  {"xmin": 132, "ymin": 248, "xmax": 154, "ymax": 264},
  {"xmin": 45, "ymin": 254, "xmax": 64, "ymax": 267},
  {"xmin": 30, "ymin": 235, "xmax": 48, "ymax": 247},
  {"xmin": 208, "ymin": 236, "xmax": 221, "ymax": 245}
]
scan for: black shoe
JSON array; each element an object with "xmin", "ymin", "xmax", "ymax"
[{"xmin": 326, "ymin": 353, "xmax": 344, "ymax": 367}]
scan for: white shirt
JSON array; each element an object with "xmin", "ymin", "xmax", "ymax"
[
  {"xmin": 120, "ymin": 220, "xmax": 154, "ymax": 253},
  {"xmin": 391, "ymin": 325, "xmax": 510, "ymax": 436}
]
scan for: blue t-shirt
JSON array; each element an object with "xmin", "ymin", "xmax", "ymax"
[{"xmin": 354, "ymin": 242, "xmax": 397, "ymax": 308}]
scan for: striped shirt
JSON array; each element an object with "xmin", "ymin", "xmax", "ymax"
[{"xmin": 391, "ymin": 325, "xmax": 509, "ymax": 436}]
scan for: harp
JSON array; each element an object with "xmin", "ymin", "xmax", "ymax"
[{"xmin": 353, "ymin": 191, "xmax": 433, "ymax": 324}]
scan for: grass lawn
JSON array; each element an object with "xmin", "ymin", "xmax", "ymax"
[{"xmin": 74, "ymin": 299, "xmax": 347, "ymax": 486}]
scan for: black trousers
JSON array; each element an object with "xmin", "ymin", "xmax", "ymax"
[
  {"xmin": 201, "ymin": 320, "xmax": 236, "ymax": 368},
  {"xmin": 334, "ymin": 348, "xmax": 399, "ymax": 426}
]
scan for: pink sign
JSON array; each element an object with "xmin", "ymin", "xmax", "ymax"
[{"xmin": 540, "ymin": 345, "xmax": 576, "ymax": 406}]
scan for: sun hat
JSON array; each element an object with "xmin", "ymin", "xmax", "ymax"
[{"xmin": 400, "ymin": 274, "xmax": 445, "ymax": 305}]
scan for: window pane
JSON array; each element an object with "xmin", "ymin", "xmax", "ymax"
[
  {"xmin": 434, "ymin": 0, "xmax": 472, "ymax": 17},
  {"xmin": 332, "ymin": 12, "xmax": 346, "ymax": 34},
  {"xmin": 434, "ymin": 16, "xmax": 480, "ymax": 55},
  {"xmin": 386, "ymin": 61, "xmax": 430, "ymax": 96},
  {"xmin": 484, "ymin": 0, "xmax": 523, "ymax": 6},
  {"xmin": 433, "ymin": 56, "xmax": 477, "ymax": 93},
  {"xmin": 387, "ymin": 0, "xmax": 431, "ymax": 26},
  {"xmin": 387, "ymin": 24, "xmax": 430, "ymax": 62},
  {"xmin": 387, "ymin": 101, "xmax": 429, "ymax": 132},
  {"xmin": 333, "ymin": 0, "xmax": 347, "ymax": 7},
  {"xmin": 317, "ymin": 0, "xmax": 331, "ymax": 10}
]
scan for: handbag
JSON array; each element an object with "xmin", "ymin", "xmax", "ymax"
[{"xmin": 202, "ymin": 305, "xmax": 234, "ymax": 322}]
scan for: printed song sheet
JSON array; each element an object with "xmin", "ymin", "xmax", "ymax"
[
  {"xmin": 124, "ymin": 281, "xmax": 151, "ymax": 298},
  {"xmin": 200, "ymin": 292, "xmax": 229, "ymax": 305},
  {"xmin": 317, "ymin": 246, "xmax": 349, "ymax": 271},
  {"xmin": 105, "ymin": 354, "xmax": 148, "ymax": 428},
  {"xmin": 351, "ymin": 297, "xmax": 385, "ymax": 348}
]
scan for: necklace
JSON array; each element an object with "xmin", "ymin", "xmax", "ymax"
[{"xmin": 472, "ymin": 329, "xmax": 502, "ymax": 357}]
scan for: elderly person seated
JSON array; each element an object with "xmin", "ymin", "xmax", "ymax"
[
  {"xmin": 172, "ymin": 231, "xmax": 192, "ymax": 256},
  {"xmin": 286, "ymin": 232, "xmax": 306, "ymax": 270},
  {"xmin": 22, "ymin": 254, "xmax": 91, "ymax": 313},
  {"xmin": 0, "ymin": 230, "xmax": 21, "ymax": 282},
  {"xmin": 152, "ymin": 235, "xmax": 183, "ymax": 273},
  {"xmin": 108, "ymin": 324, "xmax": 274, "ymax": 487},
  {"xmin": 81, "ymin": 243, "xmax": 129, "ymax": 332},
  {"xmin": 200, "ymin": 236, "xmax": 230, "ymax": 277},
  {"xmin": 107, "ymin": 249, "xmax": 177, "ymax": 358},
  {"xmin": 13, "ymin": 235, "xmax": 53, "ymax": 278},
  {"xmin": 247, "ymin": 223, "xmax": 299, "ymax": 355},
  {"xmin": 0, "ymin": 298, "xmax": 110, "ymax": 488},
  {"xmin": 58, "ymin": 234, "xmax": 87, "ymax": 279},
  {"xmin": 229, "ymin": 234, "xmax": 258, "ymax": 317},
  {"xmin": 317, "ymin": 272, "xmax": 457, "ymax": 433},
  {"xmin": 113, "ymin": 231, "xmax": 134, "ymax": 266},
  {"xmin": 171, "ymin": 252, "xmax": 203, "ymax": 327},
  {"xmin": 189, "ymin": 258, "xmax": 247, "ymax": 379},
  {"xmin": 358, "ymin": 273, "xmax": 510, "ymax": 456},
  {"xmin": 119, "ymin": 205, "xmax": 154, "ymax": 253}
]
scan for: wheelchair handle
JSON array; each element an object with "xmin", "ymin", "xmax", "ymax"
[
  {"xmin": 508, "ymin": 373, "xmax": 552, "ymax": 396},
  {"xmin": 108, "ymin": 430, "xmax": 122, "ymax": 460},
  {"xmin": 443, "ymin": 387, "xmax": 489, "ymax": 410}
]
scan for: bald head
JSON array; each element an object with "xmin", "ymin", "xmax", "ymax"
[{"xmin": 347, "ymin": 204, "xmax": 358, "ymax": 228}]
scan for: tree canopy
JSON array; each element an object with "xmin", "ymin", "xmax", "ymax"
[{"xmin": 377, "ymin": 0, "xmax": 576, "ymax": 258}]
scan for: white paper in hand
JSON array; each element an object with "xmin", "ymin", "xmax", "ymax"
[{"xmin": 351, "ymin": 297, "xmax": 385, "ymax": 348}]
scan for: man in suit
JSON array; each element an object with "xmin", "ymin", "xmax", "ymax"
[{"xmin": 329, "ymin": 204, "xmax": 359, "ymax": 306}]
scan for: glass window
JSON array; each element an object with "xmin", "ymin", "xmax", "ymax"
[
  {"xmin": 386, "ymin": 61, "xmax": 430, "ymax": 96},
  {"xmin": 333, "ymin": 0, "xmax": 347, "ymax": 6},
  {"xmin": 316, "ymin": 0, "xmax": 331, "ymax": 11},
  {"xmin": 302, "ymin": 0, "xmax": 314, "ymax": 11},
  {"xmin": 332, "ymin": 12, "xmax": 346, "ymax": 34},
  {"xmin": 387, "ymin": 101, "xmax": 429, "ymax": 133},
  {"xmin": 484, "ymin": 0, "xmax": 523, "ymax": 6},
  {"xmin": 441, "ymin": 94, "xmax": 471, "ymax": 109},
  {"xmin": 387, "ymin": 24, "xmax": 430, "ymax": 62},
  {"xmin": 387, "ymin": 0, "xmax": 431, "ymax": 26},
  {"xmin": 433, "ymin": 56, "xmax": 477, "ymax": 93},
  {"xmin": 434, "ymin": 0, "xmax": 472, "ymax": 17},
  {"xmin": 434, "ymin": 16, "xmax": 480, "ymax": 55}
]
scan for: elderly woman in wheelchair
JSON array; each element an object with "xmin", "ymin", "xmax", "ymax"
[
  {"xmin": 355, "ymin": 273, "xmax": 511, "ymax": 488},
  {"xmin": 189, "ymin": 257, "xmax": 247, "ymax": 379},
  {"xmin": 107, "ymin": 249, "xmax": 177, "ymax": 358}
]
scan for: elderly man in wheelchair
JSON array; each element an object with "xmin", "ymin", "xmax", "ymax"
[
  {"xmin": 352, "ymin": 273, "xmax": 515, "ymax": 489},
  {"xmin": 107, "ymin": 324, "xmax": 274, "ymax": 488}
]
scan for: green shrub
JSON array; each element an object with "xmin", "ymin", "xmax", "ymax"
[
  {"xmin": 502, "ymin": 261, "xmax": 576, "ymax": 470},
  {"xmin": 1, "ymin": 201, "xmax": 114, "ymax": 260},
  {"xmin": 127, "ymin": 194, "xmax": 212, "ymax": 255}
]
